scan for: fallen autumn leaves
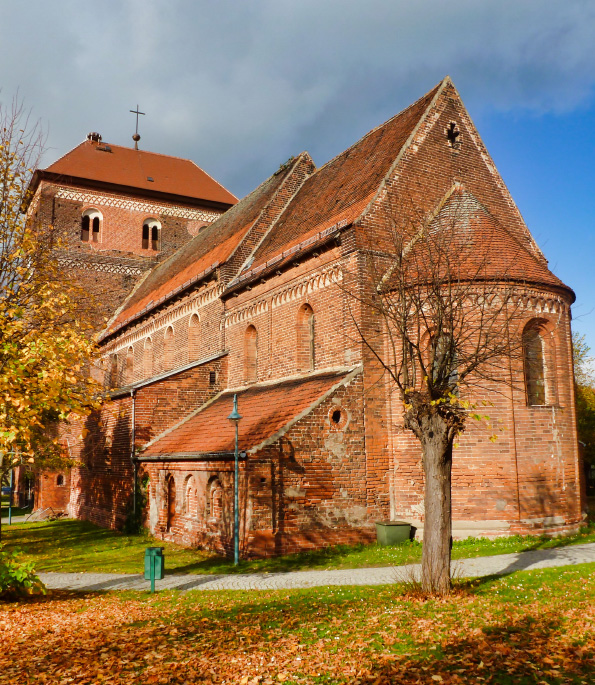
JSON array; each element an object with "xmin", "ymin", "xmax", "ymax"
[{"xmin": 1, "ymin": 564, "xmax": 594, "ymax": 684}]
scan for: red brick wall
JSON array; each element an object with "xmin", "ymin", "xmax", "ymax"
[
  {"xmin": 67, "ymin": 358, "xmax": 227, "ymax": 529},
  {"xmin": 36, "ymin": 470, "xmax": 71, "ymax": 512},
  {"xmin": 142, "ymin": 372, "xmax": 372, "ymax": 557}
]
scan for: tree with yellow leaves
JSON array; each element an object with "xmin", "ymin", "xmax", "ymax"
[{"xmin": 0, "ymin": 98, "xmax": 99, "ymax": 536}]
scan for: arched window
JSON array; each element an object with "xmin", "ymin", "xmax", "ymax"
[
  {"xmin": 109, "ymin": 354, "xmax": 119, "ymax": 388},
  {"xmin": 81, "ymin": 209, "xmax": 102, "ymax": 243},
  {"xmin": 56, "ymin": 474, "xmax": 64, "ymax": 486},
  {"xmin": 244, "ymin": 325, "xmax": 258, "ymax": 383},
  {"xmin": 183, "ymin": 475, "xmax": 197, "ymax": 517},
  {"xmin": 166, "ymin": 475, "xmax": 176, "ymax": 532},
  {"xmin": 142, "ymin": 218, "xmax": 161, "ymax": 251},
  {"xmin": 523, "ymin": 321, "xmax": 555, "ymax": 406},
  {"xmin": 188, "ymin": 313, "xmax": 200, "ymax": 361},
  {"xmin": 206, "ymin": 477, "xmax": 223, "ymax": 520},
  {"xmin": 143, "ymin": 337, "xmax": 153, "ymax": 378},
  {"xmin": 164, "ymin": 326, "xmax": 175, "ymax": 371},
  {"xmin": 296, "ymin": 303, "xmax": 315, "ymax": 371},
  {"xmin": 125, "ymin": 347, "xmax": 134, "ymax": 384}
]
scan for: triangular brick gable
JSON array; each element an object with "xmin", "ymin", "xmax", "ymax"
[
  {"xmin": 103, "ymin": 154, "xmax": 316, "ymax": 337},
  {"xmin": 358, "ymin": 78, "xmax": 550, "ymax": 272},
  {"xmin": 245, "ymin": 82, "xmax": 442, "ymax": 271}
]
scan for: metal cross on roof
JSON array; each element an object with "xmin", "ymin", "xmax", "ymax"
[{"xmin": 130, "ymin": 105, "xmax": 146, "ymax": 150}]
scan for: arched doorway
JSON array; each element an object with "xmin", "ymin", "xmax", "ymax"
[{"xmin": 166, "ymin": 476, "xmax": 176, "ymax": 532}]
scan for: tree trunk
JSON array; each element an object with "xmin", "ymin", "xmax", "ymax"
[{"xmin": 420, "ymin": 413, "xmax": 453, "ymax": 594}]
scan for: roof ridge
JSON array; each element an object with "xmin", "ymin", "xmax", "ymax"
[
  {"xmin": 233, "ymin": 152, "xmax": 315, "ymax": 277},
  {"xmin": 52, "ymin": 139, "xmax": 200, "ymax": 167},
  {"xmin": 312, "ymin": 77, "xmax": 447, "ymax": 178}
]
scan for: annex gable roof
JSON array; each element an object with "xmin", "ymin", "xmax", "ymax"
[
  {"xmin": 29, "ymin": 138, "xmax": 237, "ymax": 207},
  {"xmin": 140, "ymin": 367, "xmax": 361, "ymax": 459}
]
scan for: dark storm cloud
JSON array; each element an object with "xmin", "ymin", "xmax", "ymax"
[{"xmin": 1, "ymin": 0, "xmax": 594, "ymax": 196}]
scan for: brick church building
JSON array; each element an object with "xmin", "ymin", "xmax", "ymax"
[{"xmin": 27, "ymin": 77, "xmax": 585, "ymax": 555}]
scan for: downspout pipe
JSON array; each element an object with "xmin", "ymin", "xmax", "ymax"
[{"xmin": 130, "ymin": 389, "xmax": 137, "ymax": 515}]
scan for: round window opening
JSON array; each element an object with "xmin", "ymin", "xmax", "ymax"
[{"xmin": 331, "ymin": 409, "xmax": 342, "ymax": 424}]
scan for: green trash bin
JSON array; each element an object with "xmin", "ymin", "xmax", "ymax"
[
  {"xmin": 144, "ymin": 547, "xmax": 165, "ymax": 581},
  {"xmin": 375, "ymin": 521, "xmax": 411, "ymax": 545}
]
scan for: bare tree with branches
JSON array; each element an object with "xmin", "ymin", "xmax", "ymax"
[{"xmin": 345, "ymin": 183, "xmax": 541, "ymax": 594}]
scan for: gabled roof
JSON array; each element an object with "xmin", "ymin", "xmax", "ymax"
[
  {"xmin": 103, "ymin": 158, "xmax": 305, "ymax": 337},
  {"xmin": 246, "ymin": 82, "xmax": 442, "ymax": 271},
  {"xmin": 140, "ymin": 368, "xmax": 360, "ymax": 459},
  {"xmin": 30, "ymin": 138, "xmax": 237, "ymax": 207}
]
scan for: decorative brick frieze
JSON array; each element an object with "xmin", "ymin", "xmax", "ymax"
[{"xmin": 53, "ymin": 185, "xmax": 222, "ymax": 222}]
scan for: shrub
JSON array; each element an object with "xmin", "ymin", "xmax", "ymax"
[{"xmin": 0, "ymin": 547, "xmax": 45, "ymax": 600}]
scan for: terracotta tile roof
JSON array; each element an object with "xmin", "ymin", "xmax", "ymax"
[
  {"xmin": 104, "ymin": 162, "xmax": 299, "ymax": 336},
  {"xmin": 140, "ymin": 368, "xmax": 358, "ymax": 458},
  {"xmin": 383, "ymin": 189, "xmax": 571, "ymax": 296},
  {"xmin": 40, "ymin": 139, "xmax": 237, "ymax": 205},
  {"xmin": 247, "ymin": 83, "xmax": 441, "ymax": 270}
]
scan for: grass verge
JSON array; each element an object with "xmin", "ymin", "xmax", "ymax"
[
  {"xmin": 1, "ymin": 563, "xmax": 594, "ymax": 684},
  {"xmin": 2, "ymin": 517, "xmax": 595, "ymax": 575}
]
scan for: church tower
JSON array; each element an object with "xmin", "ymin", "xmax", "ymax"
[{"xmin": 24, "ymin": 132, "xmax": 236, "ymax": 326}]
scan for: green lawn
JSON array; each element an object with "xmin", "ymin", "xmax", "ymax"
[
  {"xmin": 2, "ymin": 563, "xmax": 594, "ymax": 683},
  {"xmin": 2, "ymin": 516, "xmax": 595, "ymax": 575}
]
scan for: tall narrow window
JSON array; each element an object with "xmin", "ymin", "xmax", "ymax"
[
  {"xmin": 184, "ymin": 475, "xmax": 197, "ymax": 517},
  {"xmin": 142, "ymin": 223, "xmax": 150, "ymax": 249},
  {"xmin": 244, "ymin": 325, "xmax": 258, "ymax": 383},
  {"xmin": 296, "ymin": 304, "xmax": 315, "ymax": 371},
  {"xmin": 125, "ymin": 347, "xmax": 134, "ymax": 384},
  {"xmin": 142, "ymin": 218, "xmax": 161, "ymax": 251},
  {"xmin": 166, "ymin": 475, "xmax": 176, "ymax": 532},
  {"xmin": 523, "ymin": 324, "xmax": 547, "ymax": 406},
  {"xmin": 188, "ymin": 313, "xmax": 200, "ymax": 361},
  {"xmin": 109, "ymin": 354, "xmax": 119, "ymax": 388},
  {"xmin": 143, "ymin": 337, "xmax": 153, "ymax": 378},
  {"xmin": 164, "ymin": 326, "xmax": 175, "ymax": 371},
  {"xmin": 206, "ymin": 477, "xmax": 223, "ymax": 520},
  {"xmin": 81, "ymin": 209, "xmax": 102, "ymax": 243}
]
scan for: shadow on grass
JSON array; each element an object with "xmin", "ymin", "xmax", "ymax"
[
  {"xmin": 3, "ymin": 576, "xmax": 594, "ymax": 684},
  {"xmin": 360, "ymin": 614, "xmax": 594, "ymax": 684}
]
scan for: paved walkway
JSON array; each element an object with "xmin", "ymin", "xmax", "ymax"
[{"xmin": 38, "ymin": 542, "xmax": 595, "ymax": 593}]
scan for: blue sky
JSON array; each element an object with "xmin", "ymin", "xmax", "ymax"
[{"xmin": 2, "ymin": 0, "xmax": 594, "ymax": 350}]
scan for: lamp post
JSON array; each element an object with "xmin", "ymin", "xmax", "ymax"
[{"xmin": 227, "ymin": 394, "xmax": 242, "ymax": 565}]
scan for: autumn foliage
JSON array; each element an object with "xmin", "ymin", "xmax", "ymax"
[
  {"xmin": 0, "ymin": 99, "xmax": 99, "ymax": 477},
  {"xmin": 0, "ymin": 564, "xmax": 593, "ymax": 684}
]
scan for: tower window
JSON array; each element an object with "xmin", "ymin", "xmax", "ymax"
[
  {"xmin": 81, "ymin": 209, "xmax": 102, "ymax": 242},
  {"xmin": 142, "ymin": 218, "xmax": 161, "ymax": 251}
]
